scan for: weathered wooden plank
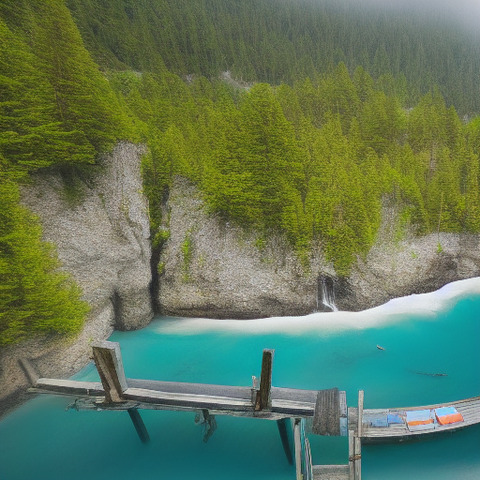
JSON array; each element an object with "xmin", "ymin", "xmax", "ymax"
[
  {"xmin": 92, "ymin": 341, "xmax": 128, "ymax": 403},
  {"xmin": 348, "ymin": 430, "xmax": 355, "ymax": 480},
  {"xmin": 357, "ymin": 391, "xmax": 364, "ymax": 438},
  {"xmin": 255, "ymin": 349, "xmax": 274, "ymax": 411},
  {"xmin": 34, "ymin": 379, "xmax": 104, "ymax": 396},
  {"xmin": 293, "ymin": 419, "xmax": 302, "ymax": 480},
  {"xmin": 31, "ymin": 379, "xmax": 317, "ymax": 418},
  {"xmin": 354, "ymin": 436, "xmax": 361, "ymax": 480},
  {"xmin": 312, "ymin": 388, "xmax": 341, "ymax": 436},
  {"xmin": 339, "ymin": 391, "xmax": 347, "ymax": 416},
  {"xmin": 313, "ymin": 464, "xmax": 349, "ymax": 480},
  {"xmin": 123, "ymin": 387, "xmax": 252, "ymax": 409}
]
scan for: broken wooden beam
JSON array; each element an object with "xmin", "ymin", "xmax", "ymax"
[{"xmin": 92, "ymin": 341, "xmax": 128, "ymax": 403}]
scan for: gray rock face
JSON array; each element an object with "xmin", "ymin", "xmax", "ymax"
[
  {"xmin": 158, "ymin": 178, "xmax": 321, "ymax": 318},
  {"xmin": 0, "ymin": 142, "xmax": 153, "ymax": 416},
  {"xmin": 344, "ymin": 231, "xmax": 480, "ymax": 311},
  {"xmin": 158, "ymin": 177, "xmax": 480, "ymax": 317}
]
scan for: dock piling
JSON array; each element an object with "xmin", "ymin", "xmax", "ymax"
[
  {"xmin": 128, "ymin": 408, "xmax": 150, "ymax": 443},
  {"xmin": 293, "ymin": 418, "xmax": 303, "ymax": 480},
  {"xmin": 357, "ymin": 390, "xmax": 364, "ymax": 438},
  {"xmin": 354, "ymin": 436, "xmax": 362, "ymax": 480},
  {"xmin": 255, "ymin": 349, "xmax": 274, "ymax": 411},
  {"xmin": 348, "ymin": 429, "xmax": 362, "ymax": 480}
]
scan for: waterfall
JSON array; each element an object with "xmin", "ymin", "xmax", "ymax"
[{"xmin": 318, "ymin": 276, "xmax": 338, "ymax": 312}]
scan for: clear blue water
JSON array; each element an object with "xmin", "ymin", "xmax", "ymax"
[{"xmin": 1, "ymin": 280, "xmax": 480, "ymax": 479}]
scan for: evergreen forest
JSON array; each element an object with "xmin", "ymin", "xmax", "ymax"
[{"xmin": 2, "ymin": 0, "xmax": 480, "ymax": 345}]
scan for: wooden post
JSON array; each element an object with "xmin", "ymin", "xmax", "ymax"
[
  {"xmin": 348, "ymin": 430, "xmax": 355, "ymax": 480},
  {"xmin": 293, "ymin": 418, "xmax": 303, "ymax": 480},
  {"xmin": 255, "ymin": 349, "xmax": 274, "ymax": 411},
  {"xmin": 128, "ymin": 409, "xmax": 150, "ymax": 443},
  {"xmin": 277, "ymin": 418, "xmax": 294, "ymax": 465},
  {"xmin": 354, "ymin": 436, "xmax": 362, "ymax": 480},
  {"xmin": 304, "ymin": 437, "xmax": 313, "ymax": 480},
  {"xmin": 357, "ymin": 390, "xmax": 364, "ymax": 438},
  {"xmin": 348, "ymin": 429, "xmax": 362, "ymax": 480},
  {"xmin": 92, "ymin": 341, "xmax": 128, "ymax": 403}
]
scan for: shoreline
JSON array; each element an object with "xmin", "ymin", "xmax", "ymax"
[
  {"xmin": 155, "ymin": 276, "xmax": 480, "ymax": 335},
  {"xmin": 2, "ymin": 276, "xmax": 479, "ymax": 421}
]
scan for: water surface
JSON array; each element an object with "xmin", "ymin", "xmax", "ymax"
[{"xmin": 1, "ymin": 279, "xmax": 480, "ymax": 479}]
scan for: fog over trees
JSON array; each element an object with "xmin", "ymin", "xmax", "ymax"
[{"xmin": 351, "ymin": 0, "xmax": 480, "ymax": 29}]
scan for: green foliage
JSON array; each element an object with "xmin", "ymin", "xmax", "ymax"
[
  {"xmin": 0, "ymin": 1, "xmax": 135, "ymax": 345},
  {"xmin": 118, "ymin": 66, "xmax": 480, "ymax": 277},
  {"xmin": 0, "ymin": 179, "xmax": 89, "ymax": 345},
  {"xmin": 2, "ymin": 0, "xmax": 480, "ymax": 335},
  {"xmin": 65, "ymin": 0, "xmax": 480, "ymax": 115},
  {"xmin": 0, "ymin": 1, "xmax": 134, "ymax": 174},
  {"xmin": 152, "ymin": 229, "xmax": 170, "ymax": 250}
]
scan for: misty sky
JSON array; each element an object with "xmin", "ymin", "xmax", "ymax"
[{"xmin": 356, "ymin": 0, "xmax": 480, "ymax": 29}]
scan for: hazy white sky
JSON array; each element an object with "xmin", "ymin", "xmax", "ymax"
[{"xmin": 356, "ymin": 0, "xmax": 480, "ymax": 28}]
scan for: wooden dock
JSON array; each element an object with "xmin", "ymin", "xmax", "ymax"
[
  {"xmin": 30, "ymin": 342, "xmax": 350, "ymax": 426},
  {"xmin": 313, "ymin": 465, "xmax": 349, "ymax": 480},
  {"xmin": 35, "ymin": 376, "xmax": 321, "ymax": 418},
  {"xmin": 348, "ymin": 390, "xmax": 480, "ymax": 443},
  {"xmin": 25, "ymin": 342, "xmax": 480, "ymax": 480},
  {"xmin": 27, "ymin": 341, "xmax": 352, "ymax": 478}
]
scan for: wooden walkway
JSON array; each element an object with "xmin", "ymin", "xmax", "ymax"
[
  {"xmin": 313, "ymin": 465, "xmax": 349, "ymax": 480},
  {"xmin": 27, "ymin": 341, "xmax": 355, "ymax": 480},
  {"xmin": 348, "ymin": 391, "xmax": 480, "ymax": 443},
  {"xmin": 25, "ymin": 342, "xmax": 480, "ymax": 480},
  {"xmin": 35, "ymin": 376, "xmax": 321, "ymax": 419}
]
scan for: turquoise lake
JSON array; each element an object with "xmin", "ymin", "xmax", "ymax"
[{"xmin": 1, "ymin": 278, "xmax": 480, "ymax": 479}]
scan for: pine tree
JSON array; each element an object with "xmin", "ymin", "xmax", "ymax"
[{"xmin": 0, "ymin": 178, "xmax": 89, "ymax": 345}]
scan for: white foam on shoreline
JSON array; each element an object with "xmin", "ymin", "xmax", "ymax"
[{"xmin": 156, "ymin": 277, "xmax": 480, "ymax": 336}]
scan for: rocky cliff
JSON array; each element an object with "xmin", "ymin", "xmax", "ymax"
[
  {"xmin": 157, "ymin": 177, "xmax": 480, "ymax": 317},
  {"xmin": 0, "ymin": 142, "xmax": 153, "ymax": 416},
  {"xmin": 3, "ymin": 167, "xmax": 480, "ymax": 417}
]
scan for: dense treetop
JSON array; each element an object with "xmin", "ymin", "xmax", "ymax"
[
  {"xmin": 66, "ymin": 0, "xmax": 480, "ymax": 115},
  {"xmin": 118, "ymin": 67, "xmax": 480, "ymax": 275},
  {"xmin": 1, "ymin": 0, "xmax": 480, "ymax": 344},
  {"xmin": 0, "ymin": 0, "xmax": 133, "ymax": 345}
]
